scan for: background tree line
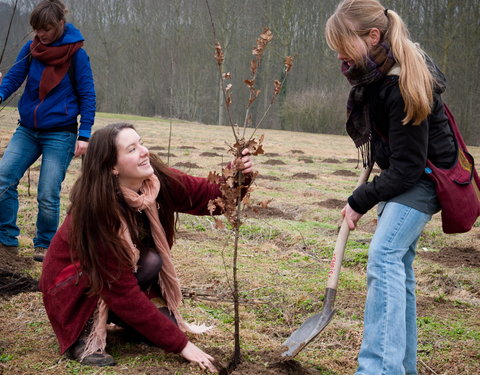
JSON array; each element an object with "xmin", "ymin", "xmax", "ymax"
[{"xmin": 1, "ymin": 0, "xmax": 479, "ymax": 145}]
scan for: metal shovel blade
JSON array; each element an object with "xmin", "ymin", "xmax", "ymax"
[{"xmin": 281, "ymin": 288, "xmax": 337, "ymax": 359}]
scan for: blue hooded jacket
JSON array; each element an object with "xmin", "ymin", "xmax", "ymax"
[{"xmin": 0, "ymin": 23, "xmax": 96, "ymax": 139}]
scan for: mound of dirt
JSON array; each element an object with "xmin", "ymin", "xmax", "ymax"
[
  {"xmin": 149, "ymin": 146, "xmax": 165, "ymax": 150},
  {"xmin": 173, "ymin": 162, "xmax": 200, "ymax": 169},
  {"xmin": 419, "ymin": 246, "xmax": 480, "ymax": 268},
  {"xmin": 157, "ymin": 152, "xmax": 176, "ymax": 158},
  {"xmin": 200, "ymin": 152, "xmax": 222, "ymax": 157},
  {"xmin": 178, "ymin": 145, "xmax": 197, "ymax": 149},
  {"xmin": 264, "ymin": 152, "xmax": 280, "ymax": 157},
  {"xmin": 292, "ymin": 172, "xmax": 316, "ymax": 179},
  {"xmin": 298, "ymin": 158, "xmax": 314, "ymax": 164},
  {"xmin": 211, "ymin": 348, "xmax": 320, "ymax": 375},
  {"xmin": 212, "ymin": 147, "xmax": 225, "ymax": 151},
  {"xmin": 0, "ymin": 270, "xmax": 38, "ymax": 296},
  {"xmin": 316, "ymin": 198, "xmax": 345, "ymax": 209},
  {"xmin": 345, "ymin": 158, "xmax": 358, "ymax": 163},
  {"xmin": 290, "ymin": 150, "xmax": 305, "ymax": 154},
  {"xmin": 0, "ymin": 247, "xmax": 34, "ymax": 274},
  {"xmin": 322, "ymin": 158, "xmax": 340, "ymax": 163},
  {"xmin": 332, "ymin": 170, "xmax": 357, "ymax": 177},
  {"xmin": 263, "ymin": 159, "xmax": 286, "ymax": 166},
  {"xmin": 0, "ymin": 247, "xmax": 38, "ymax": 296},
  {"xmin": 243, "ymin": 205, "xmax": 295, "ymax": 220},
  {"xmin": 256, "ymin": 174, "xmax": 280, "ymax": 181}
]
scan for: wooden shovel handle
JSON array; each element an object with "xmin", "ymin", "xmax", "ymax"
[{"xmin": 326, "ymin": 165, "xmax": 373, "ymax": 290}]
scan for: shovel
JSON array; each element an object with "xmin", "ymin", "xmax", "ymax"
[{"xmin": 281, "ymin": 165, "xmax": 373, "ymax": 359}]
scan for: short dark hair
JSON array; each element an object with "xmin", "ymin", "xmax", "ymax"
[{"xmin": 30, "ymin": 0, "xmax": 67, "ymax": 30}]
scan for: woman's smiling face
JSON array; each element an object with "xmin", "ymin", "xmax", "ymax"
[{"xmin": 112, "ymin": 128, "xmax": 154, "ymax": 191}]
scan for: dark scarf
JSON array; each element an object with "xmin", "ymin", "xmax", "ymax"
[
  {"xmin": 342, "ymin": 42, "xmax": 396, "ymax": 167},
  {"xmin": 30, "ymin": 36, "xmax": 83, "ymax": 100}
]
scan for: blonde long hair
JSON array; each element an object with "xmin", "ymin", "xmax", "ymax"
[{"xmin": 325, "ymin": 0, "xmax": 433, "ymax": 125}]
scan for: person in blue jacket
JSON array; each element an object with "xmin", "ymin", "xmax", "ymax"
[{"xmin": 0, "ymin": 0, "xmax": 95, "ymax": 262}]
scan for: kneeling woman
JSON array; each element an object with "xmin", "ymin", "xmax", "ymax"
[{"xmin": 40, "ymin": 123, "xmax": 253, "ymax": 372}]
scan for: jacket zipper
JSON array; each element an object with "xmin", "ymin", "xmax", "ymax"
[{"xmin": 33, "ymin": 100, "xmax": 43, "ymax": 129}]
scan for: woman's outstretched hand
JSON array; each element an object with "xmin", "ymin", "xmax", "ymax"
[
  {"xmin": 341, "ymin": 203, "xmax": 363, "ymax": 230},
  {"xmin": 239, "ymin": 148, "xmax": 254, "ymax": 174},
  {"xmin": 180, "ymin": 341, "xmax": 218, "ymax": 373}
]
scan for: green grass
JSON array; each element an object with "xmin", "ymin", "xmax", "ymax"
[{"xmin": 0, "ymin": 108, "xmax": 479, "ymax": 374}]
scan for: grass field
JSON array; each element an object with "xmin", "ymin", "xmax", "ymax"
[{"xmin": 0, "ymin": 106, "xmax": 479, "ymax": 374}]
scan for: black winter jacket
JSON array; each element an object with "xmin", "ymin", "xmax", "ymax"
[{"xmin": 348, "ymin": 75, "xmax": 456, "ymax": 214}]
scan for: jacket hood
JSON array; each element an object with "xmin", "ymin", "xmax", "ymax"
[
  {"xmin": 425, "ymin": 54, "xmax": 447, "ymax": 94},
  {"xmin": 52, "ymin": 23, "xmax": 84, "ymax": 46}
]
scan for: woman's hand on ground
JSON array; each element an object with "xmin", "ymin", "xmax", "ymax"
[
  {"xmin": 74, "ymin": 140, "xmax": 89, "ymax": 157},
  {"xmin": 239, "ymin": 148, "xmax": 254, "ymax": 174},
  {"xmin": 341, "ymin": 203, "xmax": 363, "ymax": 230},
  {"xmin": 180, "ymin": 341, "xmax": 217, "ymax": 373}
]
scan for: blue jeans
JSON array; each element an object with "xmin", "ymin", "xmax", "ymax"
[
  {"xmin": 355, "ymin": 202, "xmax": 432, "ymax": 375},
  {"xmin": 0, "ymin": 126, "xmax": 76, "ymax": 248}
]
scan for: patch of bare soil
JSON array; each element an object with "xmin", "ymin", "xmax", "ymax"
[
  {"xmin": 200, "ymin": 152, "xmax": 222, "ymax": 157},
  {"xmin": 178, "ymin": 145, "xmax": 197, "ymax": 149},
  {"xmin": 332, "ymin": 170, "xmax": 356, "ymax": 177},
  {"xmin": 345, "ymin": 158, "xmax": 358, "ymax": 163},
  {"xmin": 256, "ymin": 174, "xmax": 280, "ymax": 181},
  {"xmin": 315, "ymin": 198, "xmax": 345, "ymax": 210},
  {"xmin": 177, "ymin": 229, "xmax": 212, "ymax": 242},
  {"xmin": 243, "ymin": 205, "xmax": 296, "ymax": 220},
  {"xmin": 0, "ymin": 247, "xmax": 38, "ymax": 296},
  {"xmin": 0, "ymin": 270, "xmax": 38, "ymax": 296},
  {"xmin": 322, "ymin": 158, "xmax": 340, "ymax": 164},
  {"xmin": 149, "ymin": 146, "xmax": 165, "ymax": 150},
  {"xmin": 298, "ymin": 158, "xmax": 314, "ymax": 164},
  {"xmin": 173, "ymin": 162, "xmax": 200, "ymax": 169},
  {"xmin": 212, "ymin": 147, "xmax": 225, "ymax": 151},
  {"xmin": 292, "ymin": 172, "xmax": 316, "ymax": 179},
  {"xmin": 157, "ymin": 152, "xmax": 176, "ymax": 157},
  {"xmin": 209, "ymin": 348, "xmax": 320, "ymax": 375},
  {"xmin": 263, "ymin": 159, "xmax": 286, "ymax": 166},
  {"xmin": 264, "ymin": 152, "xmax": 280, "ymax": 157},
  {"xmin": 419, "ymin": 246, "xmax": 480, "ymax": 268},
  {"xmin": 0, "ymin": 247, "xmax": 34, "ymax": 274},
  {"xmin": 290, "ymin": 150, "xmax": 305, "ymax": 154}
]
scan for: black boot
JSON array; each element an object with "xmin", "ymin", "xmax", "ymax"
[
  {"xmin": 33, "ymin": 247, "xmax": 47, "ymax": 262},
  {"xmin": 66, "ymin": 319, "xmax": 115, "ymax": 366}
]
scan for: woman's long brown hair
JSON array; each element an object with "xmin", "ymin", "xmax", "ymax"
[{"xmin": 69, "ymin": 123, "xmax": 184, "ymax": 295}]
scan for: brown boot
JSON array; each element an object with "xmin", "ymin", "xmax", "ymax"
[{"xmin": 66, "ymin": 319, "xmax": 115, "ymax": 367}]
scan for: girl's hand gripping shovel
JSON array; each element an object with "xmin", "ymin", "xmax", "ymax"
[{"xmin": 281, "ymin": 165, "xmax": 373, "ymax": 359}]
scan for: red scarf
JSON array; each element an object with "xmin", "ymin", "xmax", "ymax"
[{"xmin": 30, "ymin": 37, "xmax": 83, "ymax": 100}]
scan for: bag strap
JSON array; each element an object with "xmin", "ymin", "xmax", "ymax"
[{"xmin": 443, "ymin": 104, "xmax": 467, "ymax": 150}]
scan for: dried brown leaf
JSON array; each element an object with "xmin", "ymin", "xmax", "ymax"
[
  {"xmin": 208, "ymin": 171, "xmax": 221, "ymax": 184},
  {"xmin": 244, "ymin": 79, "xmax": 254, "ymax": 89},
  {"xmin": 250, "ymin": 60, "xmax": 258, "ymax": 74},
  {"xmin": 284, "ymin": 56, "xmax": 294, "ymax": 72},
  {"xmin": 208, "ymin": 199, "xmax": 217, "ymax": 214},
  {"xmin": 253, "ymin": 144, "xmax": 264, "ymax": 156},
  {"xmin": 273, "ymin": 80, "xmax": 282, "ymax": 95},
  {"xmin": 214, "ymin": 218, "xmax": 225, "ymax": 230},
  {"xmin": 214, "ymin": 42, "xmax": 224, "ymax": 65},
  {"xmin": 258, "ymin": 198, "xmax": 273, "ymax": 208}
]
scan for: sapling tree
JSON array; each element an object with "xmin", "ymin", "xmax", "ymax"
[{"xmin": 205, "ymin": 0, "xmax": 293, "ymax": 371}]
